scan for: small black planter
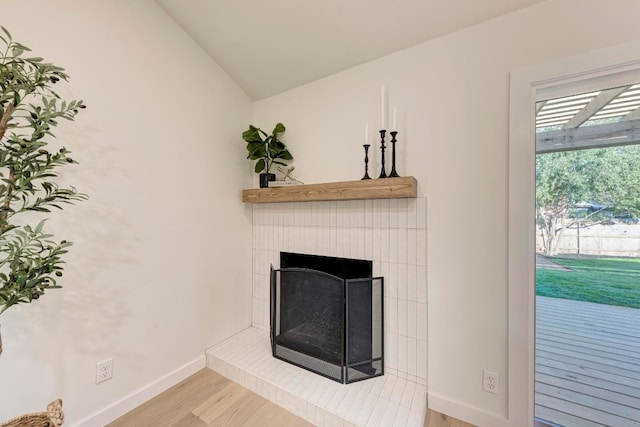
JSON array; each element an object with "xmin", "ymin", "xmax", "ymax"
[{"xmin": 259, "ymin": 173, "xmax": 276, "ymax": 188}]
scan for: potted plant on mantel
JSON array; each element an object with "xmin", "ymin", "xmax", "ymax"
[
  {"xmin": 242, "ymin": 122, "xmax": 293, "ymax": 188},
  {"xmin": 0, "ymin": 27, "xmax": 87, "ymax": 356}
]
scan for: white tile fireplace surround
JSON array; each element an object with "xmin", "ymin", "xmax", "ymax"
[{"xmin": 207, "ymin": 197, "xmax": 428, "ymax": 426}]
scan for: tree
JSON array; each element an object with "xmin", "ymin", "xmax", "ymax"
[
  {"xmin": 536, "ymin": 145, "xmax": 640, "ymax": 255},
  {"xmin": 0, "ymin": 27, "xmax": 86, "ymax": 314}
]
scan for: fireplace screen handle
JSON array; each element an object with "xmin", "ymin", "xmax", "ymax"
[{"xmin": 270, "ymin": 264, "xmax": 277, "ymax": 355}]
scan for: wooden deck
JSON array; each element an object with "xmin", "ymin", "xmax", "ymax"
[{"xmin": 536, "ymin": 296, "xmax": 640, "ymax": 427}]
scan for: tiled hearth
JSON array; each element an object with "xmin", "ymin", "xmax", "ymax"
[
  {"xmin": 207, "ymin": 197, "xmax": 428, "ymax": 426},
  {"xmin": 207, "ymin": 327, "xmax": 426, "ymax": 426}
]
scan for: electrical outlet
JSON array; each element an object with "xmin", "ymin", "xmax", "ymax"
[
  {"xmin": 483, "ymin": 370, "xmax": 499, "ymax": 394},
  {"xmin": 96, "ymin": 358, "xmax": 113, "ymax": 384}
]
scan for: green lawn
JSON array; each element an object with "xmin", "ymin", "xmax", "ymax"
[{"xmin": 536, "ymin": 257, "xmax": 640, "ymax": 309}]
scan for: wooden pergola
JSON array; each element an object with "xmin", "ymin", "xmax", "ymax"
[{"xmin": 536, "ymin": 84, "xmax": 640, "ymax": 153}]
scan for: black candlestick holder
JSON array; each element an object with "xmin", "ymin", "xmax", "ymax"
[
  {"xmin": 388, "ymin": 131, "xmax": 400, "ymax": 177},
  {"xmin": 378, "ymin": 130, "xmax": 387, "ymax": 178},
  {"xmin": 361, "ymin": 144, "xmax": 371, "ymax": 180}
]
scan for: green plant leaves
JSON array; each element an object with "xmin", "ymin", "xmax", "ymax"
[
  {"xmin": 0, "ymin": 219, "xmax": 75, "ymax": 314},
  {"xmin": 272, "ymin": 122, "xmax": 285, "ymax": 135},
  {"xmin": 242, "ymin": 122, "xmax": 293, "ymax": 174},
  {"xmin": 246, "ymin": 141, "xmax": 266, "ymax": 160},
  {"xmin": 0, "ymin": 26, "xmax": 11, "ymax": 43},
  {"xmin": 242, "ymin": 125, "xmax": 263, "ymax": 143},
  {"xmin": 269, "ymin": 139, "xmax": 285, "ymax": 151},
  {"xmin": 0, "ymin": 27, "xmax": 86, "ymax": 315},
  {"xmin": 275, "ymin": 150, "xmax": 293, "ymax": 160}
]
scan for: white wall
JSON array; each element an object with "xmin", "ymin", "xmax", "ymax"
[
  {"xmin": 0, "ymin": 1, "xmax": 253, "ymax": 424},
  {"xmin": 253, "ymin": 1, "xmax": 640, "ymax": 425}
]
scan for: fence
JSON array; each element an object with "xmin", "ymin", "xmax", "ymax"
[{"xmin": 536, "ymin": 223, "xmax": 640, "ymax": 257}]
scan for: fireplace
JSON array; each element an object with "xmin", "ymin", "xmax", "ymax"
[{"xmin": 270, "ymin": 252, "xmax": 384, "ymax": 383}]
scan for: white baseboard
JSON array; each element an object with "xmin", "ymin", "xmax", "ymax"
[
  {"xmin": 72, "ymin": 355, "xmax": 206, "ymax": 427},
  {"xmin": 428, "ymin": 393, "xmax": 510, "ymax": 427}
]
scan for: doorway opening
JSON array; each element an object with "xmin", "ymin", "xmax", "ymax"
[{"xmin": 534, "ymin": 85, "xmax": 640, "ymax": 427}]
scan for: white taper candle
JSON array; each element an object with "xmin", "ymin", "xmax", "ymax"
[
  {"xmin": 381, "ymin": 84, "xmax": 387, "ymax": 130},
  {"xmin": 365, "ymin": 122, "xmax": 369, "ymax": 144}
]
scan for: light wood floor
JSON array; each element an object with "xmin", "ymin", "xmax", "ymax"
[
  {"xmin": 107, "ymin": 368, "xmax": 475, "ymax": 427},
  {"xmin": 425, "ymin": 410, "xmax": 475, "ymax": 427},
  {"xmin": 107, "ymin": 368, "xmax": 312, "ymax": 427}
]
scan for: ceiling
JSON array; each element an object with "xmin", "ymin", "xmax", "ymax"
[{"xmin": 156, "ymin": 0, "xmax": 547, "ymax": 100}]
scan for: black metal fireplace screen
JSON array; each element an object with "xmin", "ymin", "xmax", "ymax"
[{"xmin": 270, "ymin": 252, "xmax": 384, "ymax": 384}]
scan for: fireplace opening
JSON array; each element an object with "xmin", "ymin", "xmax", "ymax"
[{"xmin": 270, "ymin": 252, "xmax": 384, "ymax": 384}]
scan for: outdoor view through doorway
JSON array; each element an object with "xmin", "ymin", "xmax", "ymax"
[{"xmin": 535, "ymin": 83, "xmax": 640, "ymax": 427}]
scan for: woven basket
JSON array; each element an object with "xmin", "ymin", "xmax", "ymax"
[{"xmin": 0, "ymin": 399, "xmax": 63, "ymax": 427}]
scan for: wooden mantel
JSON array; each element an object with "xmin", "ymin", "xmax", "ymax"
[{"xmin": 242, "ymin": 176, "xmax": 417, "ymax": 204}]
